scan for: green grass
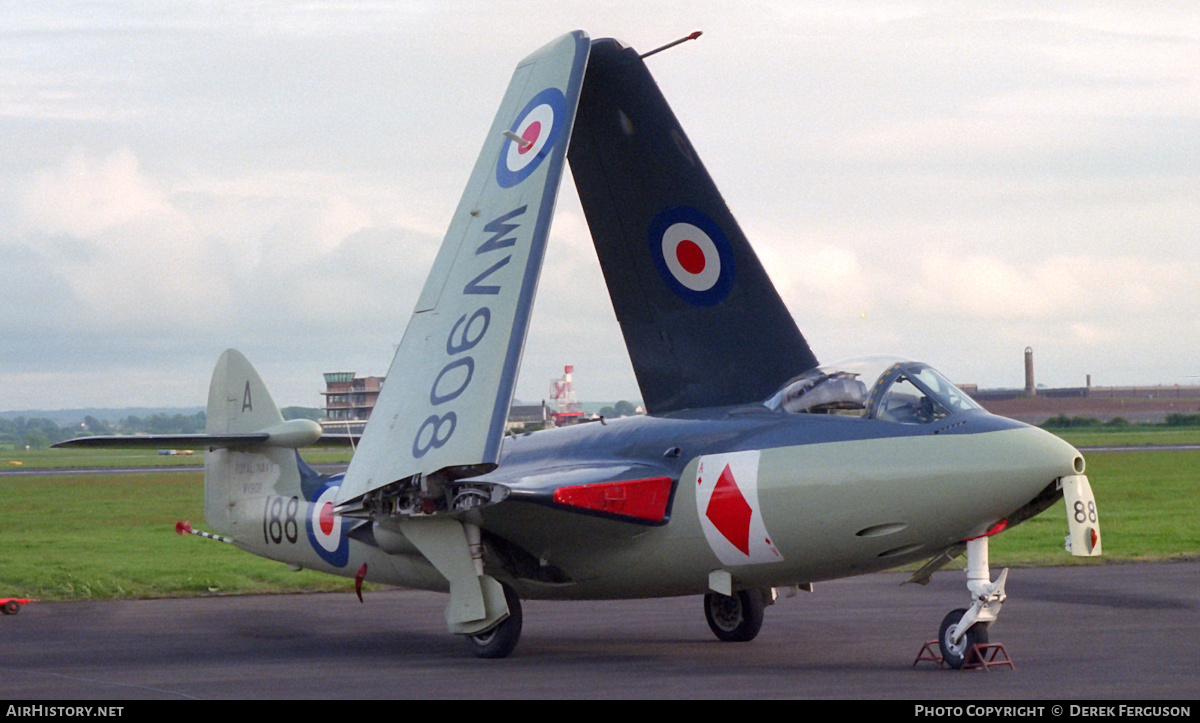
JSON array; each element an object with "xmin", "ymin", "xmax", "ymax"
[
  {"xmin": 989, "ymin": 449, "xmax": 1200, "ymax": 566},
  {"xmin": 1050, "ymin": 427, "xmax": 1200, "ymax": 448},
  {"xmin": 2, "ymin": 448, "xmax": 207, "ymax": 469},
  {"xmin": 1, "ymin": 446, "xmax": 353, "ymax": 470},
  {"xmin": 1, "ymin": 446, "xmax": 1195, "ymax": 600},
  {"xmin": 0, "ymin": 472, "xmax": 353, "ymax": 600}
]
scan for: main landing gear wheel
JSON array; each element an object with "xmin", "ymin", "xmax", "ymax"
[
  {"xmin": 704, "ymin": 589, "xmax": 765, "ymax": 642},
  {"xmin": 464, "ymin": 583, "xmax": 522, "ymax": 659},
  {"xmin": 2, "ymin": 600, "xmax": 20, "ymax": 615},
  {"xmin": 938, "ymin": 608, "xmax": 989, "ymax": 669}
]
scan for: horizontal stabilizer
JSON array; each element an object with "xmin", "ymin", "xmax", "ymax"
[
  {"xmin": 53, "ymin": 433, "xmax": 267, "ymax": 449},
  {"xmin": 54, "ymin": 350, "xmax": 321, "ymax": 451},
  {"xmin": 52, "ymin": 419, "xmax": 323, "ymax": 450}
]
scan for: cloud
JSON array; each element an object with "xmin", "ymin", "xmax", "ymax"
[
  {"xmin": 19, "ymin": 148, "xmax": 178, "ymax": 237},
  {"xmin": 903, "ymin": 252, "xmax": 1191, "ymax": 322},
  {"xmin": 1, "ymin": 2, "xmax": 1198, "ymax": 409}
]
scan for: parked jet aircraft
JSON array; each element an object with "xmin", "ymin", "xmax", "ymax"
[{"xmin": 58, "ymin": 31, "xmax": 1101, "ymax": 663}]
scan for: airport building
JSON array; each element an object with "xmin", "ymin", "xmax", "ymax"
[
  {"xmin": 320, "ymin": 372, "xmax": 559, "ymax": 436},
  {"xmin": 320, "ymin": 372, "xmax": 384, "ymax": 437}
]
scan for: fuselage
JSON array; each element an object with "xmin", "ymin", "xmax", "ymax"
[
  {"xmin": 471, "ymin": 405, "xmax": 1082, "ymax": 599},
  {"xmin": 222, "ymin": 354, "xmax": 1083, "ymax": 603},
  {"xmin": 234, "ymin": 399, "xmax": 1082, "ymax": 602}
]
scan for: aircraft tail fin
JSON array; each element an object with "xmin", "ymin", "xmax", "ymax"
[
  {"xmin": 205, "ymin": 348, "xmax": 286, "ymax": 438},
  {"xmin": 202, "ymin": 349, "xmax": 317, "ymax": 536},
  {"xmin": 568, "ymin": 39, "xmax": 819, "ymax": 414},
  {"xmin": 52, "ymin": 349, "xmax": 323, "ymax": 537}
]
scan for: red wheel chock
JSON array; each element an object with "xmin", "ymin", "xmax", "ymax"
[
  {"xmin": 913, "ymin": 640, "xmax": 944, "ymax": 667},
  {"xmin": 913, "ymin": 640, "xmax": 1014, "ymax": 671}
]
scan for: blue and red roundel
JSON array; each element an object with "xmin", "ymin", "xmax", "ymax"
[
  {"xmin": 306, "ymin": 480, "xmax": 350, "ymax": 567},
  {"xmin": 496, "ymin": 87, "xmax": 566, "ymax": 188},
  {"xmin": 647, "ymin": 206, "xmax": 735, "ymax": 306}
]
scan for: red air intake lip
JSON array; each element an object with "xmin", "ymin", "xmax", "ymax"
[{"xmin": 552, "ymin": 476, "xmax": 674, "ymax": 523}]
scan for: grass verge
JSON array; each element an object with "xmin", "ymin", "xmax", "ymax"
[
  {"xmin": 1, "ymin": 446, "xmax": 352, "ymax": 470},
  {"xmin": 0, "ymin": 472, "xmax": 352, "ymax": 599}
]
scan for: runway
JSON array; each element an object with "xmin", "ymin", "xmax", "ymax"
[{"xmin": 1, "ymin": 561, "xmax": 1196, "ymax": 700}]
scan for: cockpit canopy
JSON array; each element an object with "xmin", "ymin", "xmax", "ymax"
[{"xmin": 765, "ymin": 356, "xmax": 983, "ymax": 424}]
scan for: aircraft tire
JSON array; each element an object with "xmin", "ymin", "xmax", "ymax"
[
  {"xmin": 1, "ymin": 601, "xmax": 20, "ymax": 615},
  {"xmin": 704, "ymin": 589, "xmax": 764, "ymax": 642},
  {"xmin": 464, "ymin": 583, "xmax": 522, "ymax": 659},
  {"xmin": 937, "ymin": 608, "xmax": 989, "ymax": 669}
]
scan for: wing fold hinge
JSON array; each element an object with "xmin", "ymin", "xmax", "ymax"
[{"xmin": 335, "ymin": 466, "xmax": 507, "ymax": 520}]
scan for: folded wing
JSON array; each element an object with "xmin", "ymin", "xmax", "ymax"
[{"xmin": 335, "ymin": 31, "xmax": 591, "ymax": 506}]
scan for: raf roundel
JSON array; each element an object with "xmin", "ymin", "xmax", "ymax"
[
  {"xmin": 496, "ymin": 87, "xmax": 567, "ymax": 188},
  {"xmin": 648, "ymin": 206, "xmax": 736, "ymax": 306},
  {"xmin": 307, "ymin": 480, "xmax": 350, "ymax": 567}
]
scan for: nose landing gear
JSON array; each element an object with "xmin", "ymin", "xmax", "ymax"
[{"xmin": 937, "ymin": 536, "xmax": 1007, "ymax": 669}]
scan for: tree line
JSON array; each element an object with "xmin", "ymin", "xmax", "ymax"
[
  {"xmin": 1040, "ymin": 413, "xmax": 1200, "ymax": 429},
  {"xmin": 597, "ymin": 400, "xmax": 640, "ymax": 418},
  {"xmin": 0, "ymin": 412, "xmax": 206, "ymax": 450}
]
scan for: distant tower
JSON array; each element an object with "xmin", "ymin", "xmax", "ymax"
[
  {"xmin": 549, "ymin": 365, "xmax": 580, "ymax": 414},
  {"xmin": 1024, "ymin": 347, "xmax": 1036, "ymax": 397},
  {"xmin": 548, "ymin": 365, "xmax": 585, "ymax": 426}
]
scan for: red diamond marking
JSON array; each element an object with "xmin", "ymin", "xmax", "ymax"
[{"xmin": 705, "ymin": 464, "xmax": 752, "ymax": 555}]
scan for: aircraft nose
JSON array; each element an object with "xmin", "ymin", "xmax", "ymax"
[
  {"xmin": 1031, "ymin": 424, "xmax": 1087, "ymax": 477},
  {"xmin": 998, "ymin": 421, "xmax": 1087, "ymax": 505}
]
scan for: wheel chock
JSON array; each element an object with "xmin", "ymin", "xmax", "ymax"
[
  {"xmin": 912, "ymin": 640, "xmax": 1014, "ymax": 671},
  {"xmin": 962, "ymin": 642, "xmax": 1014, "ymax": 671},
  {"xmin": 913, "ymin": 640, "xmax": 947, "ymax": 668},
  {"xmin": 1, "ymin": 598, "xmax": 35, "ymax": 615}
]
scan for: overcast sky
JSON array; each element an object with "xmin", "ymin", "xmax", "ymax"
[{"xmin": 2, "ymin": 1, "xmax": 1198, "ymax": 412}]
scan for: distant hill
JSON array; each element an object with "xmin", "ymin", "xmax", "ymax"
[
  {"xmin": 580, "ymin": 401, "xmax": 644, "ymax": 415},
  {"xmin": 0, "ymin": 407, "xmax": 205, "ymax": 427},
  {"xmin": 0, "ymin": 406, "xmax": 322, "ymax": 427}
]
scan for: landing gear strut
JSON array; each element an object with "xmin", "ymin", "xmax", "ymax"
[
  {"xmin": 704, "ymin": 589, "xmax": 765, "ymax": 642},
  {"xmin": 937, "ymin": 536, "xmax": 1006, "ymax": 668}
]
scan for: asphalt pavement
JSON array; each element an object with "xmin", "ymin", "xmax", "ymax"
[{"xmin": 1, "ymin": 560, "xmax": 1196, "ymax": 701}]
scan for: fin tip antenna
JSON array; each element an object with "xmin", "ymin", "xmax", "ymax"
[{"xmin": 640, "ymin": 31, "xmax": 703, "ymax": 60}]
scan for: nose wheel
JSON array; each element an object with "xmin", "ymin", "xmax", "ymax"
[
  {"xmin": 936, "ymin": 536, "xmax": 1006, "ymax": 669},
  {"xmin": 938, "ymin": 607, "xmax": 989, "ymax": 668}
]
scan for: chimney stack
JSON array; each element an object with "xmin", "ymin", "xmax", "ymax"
[{"xmin": 1024, "ymin": 347, "xmax": 1036, "ymax": 397}]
